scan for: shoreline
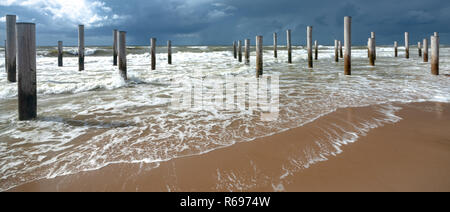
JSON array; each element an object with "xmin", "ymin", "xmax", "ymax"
[{"xmin": 7, "ymin": 101, "xmax": 450, "ymax": 192}]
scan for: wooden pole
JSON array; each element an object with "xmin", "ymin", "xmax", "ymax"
[
  {"xmin": 418, "ymin": 42, "xmax": 422, "ymax": 57},
  {"xmin": 233, "ymin": 41, "xmax": 237, "ymax": 59},
  {"xmin": 238, "ymin": 40, "xmax": 242, "ymax": 62},
  {"xmin": 371, "ymin": 32, "xmax": 376, "ymax": 60},
  {"xmin": 6, "ymin": 15, "xmax": 16, "ymax": 82},
  {"xmin": 369, "ymin": 38, "xmax": 375, "ymax": 66},
  {"xmin": 256, "ymin": 36, "xmax": 263, "ymax": 77},
  {"xmin": 168, "ymin": 40, "xmax": 172, "ymax": 65},
  {"xmin": 344, "ymin": 16, "xmax": 352, "ymax": 75},
  {"xmin": 118, "ymin": 31, "xmax": 127, "ymax": 80},
  {"xmin": 78, "ymin": 25, "xmax": 85, "ymax": 71},
  {"xmin": 307, "ymin": 26, "xmax": 313, "ymax": 68},
  {"xmin": 423, "ymin": 38, "xmax": 428, "ymax": 62},
  {"xmin": 339, "ymin": 40, "xmax": 343, "ymax": 58},
  {"xmin": 287, "ymin": 29, "xmax": 292, "ymax": 63},
  {"xmin": 431, "ymin": 35, "xmax": 439, "ymax": 75},
  {"xmin": 334, "ymin": 40, "xmax": 339, "ymax": 62},
  {"xmin": 273, "ymin": 32, "xmax": 277, "ymax": 58},
  {"xmin": 4, "ymin": 40, "xmax": 7, "ymax": 73},
  {"xmin": 58, "ymin": 41, "xmax": 63, "ymax": 67},
  {"xmin": 367, "ymin": 38, "xmax": 370, "ymax": 58},
  {"xmin": 151, "ymin": 38, "xmax": 156, "ymax": 70},
  {"xmin": 17, "ymin": 23, "xmax": 36, "ymax": 121},
  {"xmin": 113, "ymin": 29, "xmax": 118, "ymax": 66},
  {"xmin": 434, "ymin": 32, "xmax": 439, "ymax": 37},
  {"xmin": 405, "ymin": 32, "xmax": 409, "ymax": 59},
  {"xmin": 394, "ymin": 41, "xmax": 398, "ymax": 57},
  {"xmin": 314, "ymin": 40, "xmax": 318, "ymax": 60},
  {"xmin": 245, "ymin": 39, "xmax": 250, "ymax": 65}
]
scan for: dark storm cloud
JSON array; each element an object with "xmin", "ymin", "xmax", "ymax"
[{"xmin": 1, "ymin": 0, "xmax": 450, "ymax": 46}]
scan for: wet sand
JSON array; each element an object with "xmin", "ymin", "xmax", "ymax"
[{"xmin": 8, "ymin": 102, "xmax": 450, "ymax": 192}]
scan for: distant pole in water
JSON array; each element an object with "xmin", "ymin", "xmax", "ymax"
[
  {"xmin": 307, "ymin": 26, "xmax": 313, "ymax": 68},
  {"xmin": 405, "ymin": 32, "xmax": 409, "ymax": 59},
  {"xmin": 423, "ymin": 38, "xmax": 428, "ymax": 62},
  {"xmin": 334, "ymin": 40, "xmax": 339, "ymax": 62},
  {"xmin": 78, "ymin": 25, "xmax": 85, "ymax": 71},
  {"xmin": 367, "ymin": 38, "xmax": 370, "ymax": 58},
  {"xmin": 118, "ymin": 31, "xmax": 127, "ymax": 80},
  {"xmin": 238, "ymin": 40, "xmax": 242, "ymax": 62},
  {"xmin": 273, "ymin": 32, "xmax": 278, "ymax": 58},
  {"xmin": 256, "ymin": 36, "xmax": 263, "ymax": 77},
  {"xmin": 113, "ymin": 29, "xmax": 118, "ymax": 66},
  {"xmin": 168, "ymin": 40, "xmax": 172, "ymax": 65},
  {"xmin": 17, "ymin": 23, "xmax": 36, "ymax": 121},
  {"xmin": 394, "ymin": 41, "xmax": 398, "ymax": 57},
  {"xmin": 339, "ymin": 40, "xmax": 343, "ymax": 58},
  {"xmin": 434, "ymin": 32, "xmax": 439, "ymax": 37},
  {"xmin": 418, "ymin": 42, "xmax": 422, "ymax": 57},
  {"xmin": 6, "ymin": 15, "xmax": 16, "ymax": 82},
  {"xmin": 233, "ymin": 41, "xmax": 237, "ymax": 59},
  {"xmin": 344, "ymin": 16, "xmax": 352, "ymax": 75},
  {"xmin": 287, "ymin": 29, "xmax": 292, "ymax": 64},
  {"xmin": 58, "ymin": 41, "xmax": 63, "ymax": 67},
  {"xmin": 371, "ymin": 32, "xmax": 376, "ymax": 60},
  {"xmin": 314, "ymin": 40, "xmax": 318, "ymax": 60},
  {"xmin": 245, "ymin": 39, "xmax": 250, "ymax": 65},
  {"xmin": 369, "ymin": 38, "xmax": 375, "ymax": 66},
  {"xmin": 151, "ymin": 38, "xmax": 156, "ymax": 70},
  {"xmin": 431, "ymin": 35, "xmax": 439, "ymax": 75}
]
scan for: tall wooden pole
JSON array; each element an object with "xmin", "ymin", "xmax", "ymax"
[
  {"xmin": 58, "ymin": 41, "xmax": 63, "ymax": 67},
  {"xmin": 314, "ymin": 40, "xmax": 318, "ymax": 60},
  {"xmin": 344, "ymin": 16, "xmax": 352, "ymax": 75},
  {"xmin": 418, "ymin": 42, "xmax": 422, "ymax": 57},
  {"xmin": 405, "ymin": 32, "xmax": 409, "ymax": 59},
  {"xmin": 113, "ymin": 29, "xmax": 118, "ymax": 66},
  {"xmin": 287, "ymin": 29, "xmax": 292, "ymax": 64},
  {"xmin": 339, "ymin": 40, "xmax": 343, "ymax": 58},
  {"xmin": 118, "ymin": 31, "xmax": 127, "ymax": 80},
  {"xmin": 151, "ymin": 38, "xmax": 156, "ymax": 70},
  {"xmin": 238, "ymin": 40, "xmax": 242, "ymax": 62},
  {"xmin": 6, "ymin": 15, "xmax": 16, "ymax": 82},
  {"xmin": 307, "ymin": 26, "xmax": 313, "ymax": 68},
  {"xmin": 335, "ymin": 40, "xmax": 339, "ymax": 62},
  {"xmin": 168, "ymin": 40, "xmax": 172, "ymax": 65},
  {"xmin": 371, "ymin": 32, "xmax": 376, "ymax": 60},
  {"xmin": 394, "ymin": 41, "xmax": 398, "ymax": 57},
  {"xmin": 78, "ymin": 25, "xmax": 85, "ymax": 71},
  {"xmin": 233, "ymin": 41, "xmax": 237, "ymax": 59},
  {"xmin": 256, "ymin": 36, "xmax": 263, "ymax": 77},
  {"xmin": 423, "ymin": 38, "xmax": 428, "ymax": 62},
  {"xmin": 17, "ymin": 23, "xmax": 36, "ymax": 121},
  {"xmin": 431, "ymin": 35, "xmax": 439, "ymax": 75},
  {"xmin": 369, "ymin": 38, "xmax": 375, "ymax": 66},
  {"xmin": 3, "ymin": 40, "xmax": 6, "ymax": 73},
  {"xmin": 273, "ymin": 32, "xmax": 277, "ymax": 58},
  {"xmin": 245, "ymin": 39, "xmax": 250, "ymax": 65}
]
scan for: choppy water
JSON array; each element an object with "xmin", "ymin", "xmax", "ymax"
[{"xmin": 0, "ymin": 45, "xmax": 449, "ymax": 191}]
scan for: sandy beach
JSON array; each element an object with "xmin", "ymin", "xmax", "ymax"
[{"xmin": 8, "ymin": 101, "xmax": 450, "ymax": 192}]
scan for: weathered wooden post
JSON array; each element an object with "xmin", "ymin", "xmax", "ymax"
[
  {"xmin": 233, "ymin": 41, "xmax": 237, "ymax": 59},
  {"xmin": 168, "ymin": 40, "xmax": 172, "ymax": 65},
  {"xmin": 394, "ymin": 41, "xmax": 398, "ymax": 57},
  {"xmin": 423, "ymin": 38, "xmax": 428, "ymax": 62},
  {"xmin": 334, "ymin": 40, "xmax": 339, "ymax": 62},
  {"xmin": 367, "ymin": 38, "xmax": 370, "ymax": 58},
  {"xmin": 287, "ymin": 29, "xmax": 292, "ymax": 63},
  {"xmin": 273, "ymin": 32, "xmax": 277, "ymax": 58},
  {"xmin": 371, "ymin": 32, "xmax": 376, "ymax": 60},
  {"xmin": 307, "ymin": 26, "xmax": 313, "ymax": 68},
  {"xmin": 256, "ymin": 36, "xmax": 263, "ymax": 77},
  {"xmin": 405, "ymin": 32, "xmax": 409, "ymax": 59},
  {"xmin": 339, "ymin": 40, "xmax": 343, "ymax": 58},
  {"xmin": 344, "ymin": 16, "xmax": 352, "ymax": 75},
  {"xmin": 17, "ymin": 23, "xmax": 36, "ymax": 121},
  {"xmin": 431, "ymin": 35, "xmax": 439, "ymax": 75},
  {"xmin": 4, "ymin": 40, "xmax": 7, "ymax": 73},
  {"xmin": 434, "ymin": 32, "xmax": 439, "ymax": 37},
  {"xmin": 238, "ymin": 40, "xmax": 242, "ymax": 62},
  {"xmin": 314, "ymin": 40, "xmax": 318, "ymax": 60},
  {"xmin": 245, "ymin": 39, "xmax": 250, "ymax": 65},
  {"xmin": 6, "ymin": 15, "xmax": 16, "ymax": 82},
  {"xmin": 151, "ymin": 38, "xmax": 156, "ymax": 70},
  {"xmin": 369, "ymin": 38, "xmax": 375, "ymax": 66},
  {"xmin": 113, "ymin": 29, "xmax": 118, "ymax": 66},
  {"xmin": 58, "ymin": 41, "xmax": 63, "ymax": 67},
  {"xmin": 118, "ymin": 31, "xmax": 127, "ymax": 80},
  {"xmin": 418, "ymin": 42, "xmax": 422, "ymax": 57},
  {"xmin": 78, "ymin": 25, "xmax": 85, "ymax": 71}
]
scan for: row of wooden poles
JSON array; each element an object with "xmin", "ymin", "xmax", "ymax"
[{"xmin": 2, "ymin": 15, "xmax": 442, "ymax": 121}]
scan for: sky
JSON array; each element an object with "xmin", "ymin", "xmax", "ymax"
[{"xmin": 1, "ymin": 0, "xmax": 450, "ymax": 46}]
